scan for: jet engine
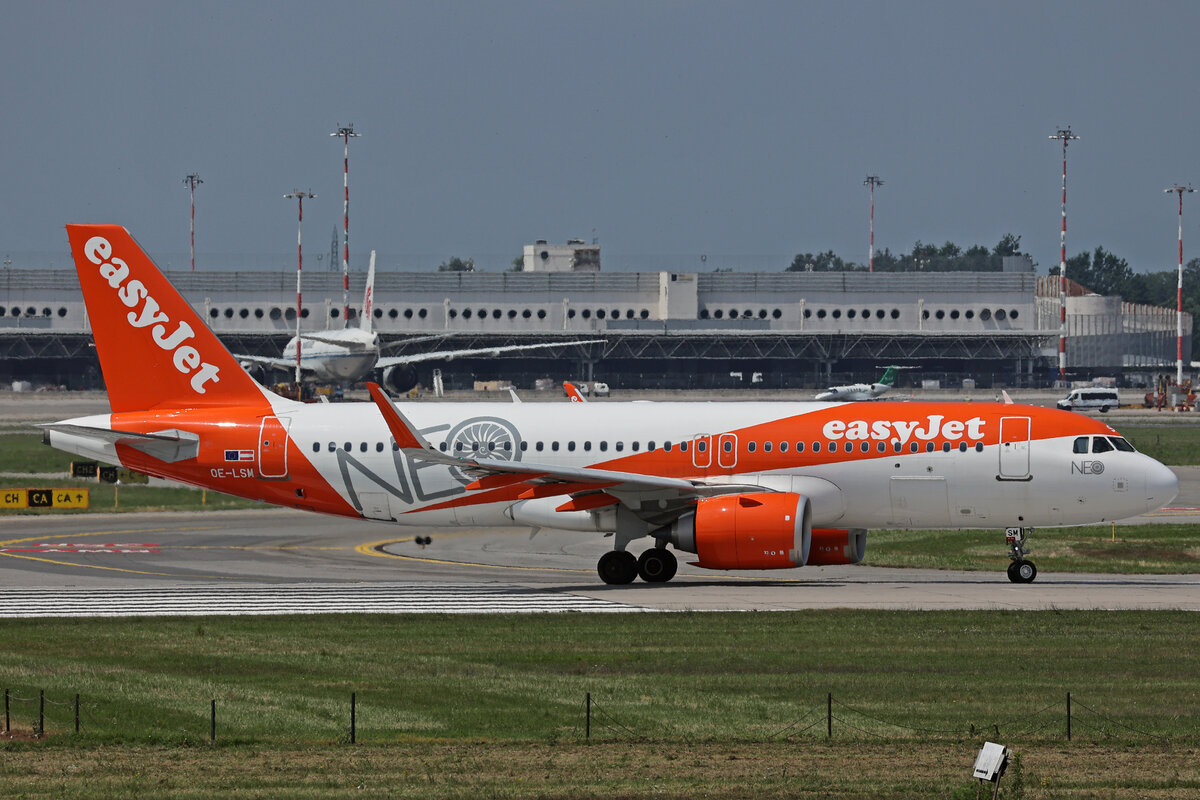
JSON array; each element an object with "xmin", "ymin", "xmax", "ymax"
[
  {"xmin": 382, "ymin": 363, "xmax": 419, "ymax": 394},
  {"xmin": 665, "ymin": 492, "xmax": 811, "ymax": 570},
  {"xmin": 806, "ymin": 528, "xmax": 867, "ymax": 566}
]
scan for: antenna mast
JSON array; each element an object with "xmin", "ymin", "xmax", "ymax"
[
  {"xmin": 183, "ymin": 174, "xmax": 203, "ymax": 271},
  {"xmin": 285, "ymin": 190, "xmax": 316, "ymax": 386},
  {"xmin": 864, "ymin": 175, "xmax": 884, "ymax": 273},
  {"xmin": 1049, "ymin": 127, "xmax": 1079, "ymax": 382},
  {"xmin": 1165, "ymin": 184, "xmax": 1194, "ymax": 386},
  {"xmin": 330, "ymin": 124, "xmax": 361, "ymax": 325}
]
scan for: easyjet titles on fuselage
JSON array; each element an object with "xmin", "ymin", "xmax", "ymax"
[
  {"xmin": 822, "ymin": 414, "xmax": 986, "ymax": 445},
  {"xmin": 83, "ymin": 235, "xmax": 221, "ymax": 394}
]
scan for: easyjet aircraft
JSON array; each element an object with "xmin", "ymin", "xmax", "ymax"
[{"xmin": 44, "ymin": 226, "xmax": 1178, "ymax": 585}]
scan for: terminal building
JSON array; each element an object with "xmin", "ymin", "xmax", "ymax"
[{"xmin": 0, "ymin": 241, "xmax": 1190, "ymax": 392}]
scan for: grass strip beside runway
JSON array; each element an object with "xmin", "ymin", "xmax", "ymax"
[{"xmin": 1, "ymin": 612, "xmax": 1198, "ymax": 797}]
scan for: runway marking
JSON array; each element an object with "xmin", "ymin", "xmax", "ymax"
[{"xmin": 0, "ymin": 583, "xmax": 644, "ymax": 617}]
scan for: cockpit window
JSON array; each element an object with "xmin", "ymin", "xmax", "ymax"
[
  {"xmin": 1073, "ymin": 437, "xmax": 1089, "ymax": 454},
  {"xmin": 1108, "ymin": 436, "xmax": 1136, "ymax": 453},
  {"xmin": 1091, "ymin": 436, "xmax": 1114, "ymax": 454}
]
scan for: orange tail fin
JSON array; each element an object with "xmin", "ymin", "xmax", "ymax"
[{"xmin": 66, "ymin": 224, "xmax": 270, "ymax": 412}]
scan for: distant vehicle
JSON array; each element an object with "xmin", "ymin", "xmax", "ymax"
[
  {"xmin": 1057, "ymin": 388, "xmax": 1119, "ymax": 413},
  {"xmin": 234, "ymin": 252, "xmax": 603, "ymax": 392},
  {"xmin": 815, "ymin": 366, "xmax": 902, "ymax": 402}
]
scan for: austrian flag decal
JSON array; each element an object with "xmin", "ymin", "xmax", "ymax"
[{"xmin": 224, "ymin": 450, "xmax": 255, "ymax": 462}]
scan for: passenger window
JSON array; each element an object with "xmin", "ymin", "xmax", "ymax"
[
  {"xmin": 376, "ymin": 442, "xmax": 384, "ymax": 452},
  {"xmin": 632, "ymin": 442, "xmax": 640, "ymax": 452},
  {"xmin": 880, "ymin": 442, "xmax": 889, "ymax": 453},
  {"xmin": 926, "ymin": 442, "xmax": 935, "ymax": 453},
  {"xmin": 520, "ymin": 441, "xmax": 528, "ymax": 452},
  {"xmin": 958, "ymin": 442, "xmax": 968, "ymax": 452},
  {"xmin": 812, "ymin": 442, "xmax": 821, "ymax": 453},
  {"xmin": 359, "ymin": 442, "xmax": 367, "ymax": 453},
  {"xmin": 1092, "ymin": 437, "xmax": 1114, "ymax": 454},
  {"xmin": 1073, "ymin": 437, "xmax": 1089, "ymax": 454},
  {"xmin": 1109, "ymin": 437, "xmax": 1135, "ymax": 452},
  {"xmin": 764, "ymin": 442, "xmax": 772, "ymax": 453},
  {"xmin": 723, "ymin": 440, "xmax": 732, "ymax": 452},
  {"xmin": 909, "ymin": 442, "xmax": 918, "ymax": 453},
  {"xmin": 536, "ymin": 441, "xmax": 544, "ymax": 452},
  {"xmin": 942, "ymin": 442, "xmax": 951, "ymax": 452},
  {"xmin": 861, "ymin": 442, "xmax": 870, "ymax": 453},
  {"xmin": 328, "ymin": 442, "xmax": 336, "ymax": 452},
  {"xmin": 779, "ymin": 442, "xmax": 788, "ymax": 453},
  {"xmin": 680, "ymin": 441, "xmax": 688, "ymax": 452},
  {"xmin": 615, "ymin": 442, "xmax": 623, "ymax": 452},
  {"xmin": 795, "ymin": 441, "xmax": 804, "ymax": 453},
  {"xmin": 648, "ymin": 441, "xmax": 656, "ymax": 451},
  {"xmin": 552, "ymin": 442, "xmax": 560, "ymax": 452},
  {"xmin": 664, "ymin": 442, "xmax": 673, "ymax": 452},
  {"xmin": 599, "ymin": 441, "xmax": 607, "ymax": 452},
  {"xmin": 344, "ymin": 442, "xmax": 352, "ymax": 452},
  {"xmin": 697, "ymin": 440, "xmax": 707, "ymax": 452},
  {"xmin": 568, "ymin": 442, "xmax": 576, "ymax": 452},
  {"xmin": 844, "ymin": 442, "xmax": 853, "ymax": 453},
  {"xmin": 975, "ymin": 442, "xmax": 984, "ymax": 452},
  {"xmin": 583, "ymin": 441, "xmax": 591, "ymax": 451},
  {"xmin": 748, "ymin": 442, "xmax": 757, "ymax": 453},
  {"xmin": 312, "ymin": 442, "xmax": 320, "ymax": 453},
  {"xmin": 439, "ymin": 442, "xmax": 447, "ymax": 452}
]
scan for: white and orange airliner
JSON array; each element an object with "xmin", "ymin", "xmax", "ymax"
[{"xmin": 44, "ymin": 225, "xmax": 1179, "ymax": 585}]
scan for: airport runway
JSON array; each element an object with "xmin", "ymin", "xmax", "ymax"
[{"xmin": 1, "ymin": 509, "xmax": 1197, "ymax": 615}]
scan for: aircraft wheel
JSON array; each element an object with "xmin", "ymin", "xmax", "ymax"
[
  {"xmin": 597, "ymin": 551, "xmax": 638, "ymax": 585},
  {"xmin": 637, "ymin": 548, "xmax": 678, "ymax": 583},
  {"xmin": 1007, "ymin": 559, "xmax": 1037, "ymax": 584}
]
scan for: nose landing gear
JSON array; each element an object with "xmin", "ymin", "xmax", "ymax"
[{"xmin": 1005, "ymin": 527, "xmax": 1037, "ymax": 583}]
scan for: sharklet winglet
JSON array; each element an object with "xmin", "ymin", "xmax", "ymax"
[{"xmin": 366, "ymin": 382, "xmax": 435, "ymax": 451}]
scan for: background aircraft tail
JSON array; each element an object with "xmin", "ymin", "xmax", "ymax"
[
  {"xmin": 878, "ymin": 366, "xmax": 899, "ymax": 387},
  {"xmin": 359, "ymin": 250, "xmax": 376, "ymax": 333},
  {"xmin": 65, "ymin": 224, "xmax": 270, "ymax": 412}
]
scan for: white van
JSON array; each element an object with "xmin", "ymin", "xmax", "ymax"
[{"xmin": 1056, "ymin": 388, "xmax": 1120, "ymax": 412}]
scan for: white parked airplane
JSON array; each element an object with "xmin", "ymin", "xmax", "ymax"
[
  {"xmin": 815, "ymin": 365, "xmax": 905, "ymax": 401},
  {"xmin": 234, "ymin": 252, "xmax": 603, "ymax": 392},
  {"xmin": 45, "ymin": 225, "xmax": 1179, "ymax": 586}
]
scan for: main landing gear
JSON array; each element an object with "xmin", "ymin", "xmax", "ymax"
[
  {"xmin": 1005, "ymin": 527, "xmax": 1037, "ymax": 584},
  {"xmin": 597, "ymin": 547, "xmax": 678, "ymax": 585}
]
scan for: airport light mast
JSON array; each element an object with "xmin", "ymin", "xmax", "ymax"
[
  {"xmin": 330, "ymin": 124, "xmax": 360, "ymax": 326},
  {"xmin": 285, "ymin": 190, "xmax": 316, "ymax": 386},
  {"xmin": 1049, "ymin": 127, "xmax": 1079, "ymax": 382},
  {"xmin": 864, "ymin": 175, "xmax": 883, "ymax": 273},
  {"xmin": 1165, "ymin": 184, "xmax": 1194, "ymax": 386},
  {"xmin": 183, "ymin": 174, "xmax": 203, "ymax": 271}
]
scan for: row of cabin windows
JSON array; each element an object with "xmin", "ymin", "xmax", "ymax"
[
  {"xmin": 210, "ymin": 307, "xmax": 436, "ymax": 321},
  {"xmin": 310, "ymin": 439, "xmax": 988, "ymax": 455},
  {"xmin": 0, "ymin": 306, "xmax": 68, "ymax": 318}
]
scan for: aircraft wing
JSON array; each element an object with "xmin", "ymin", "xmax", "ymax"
[
  {"xmin": 365, "ymin": 383, "xmax": 756, "ymax": 507},
  {"xmin": 375, "ymin": 338, "xmax": 606, "ymax": 368},
  {"xmin": 38, "ymin": 423, "xmax": 200, "ymax": 463},
  {"xmin": 232, "ymin": 353, "xmax": 313, "ymax": 372}
]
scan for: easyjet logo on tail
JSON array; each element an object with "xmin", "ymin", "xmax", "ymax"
[{"xmin": 83, "ymin": 236, "xmax": 221, "ymax": 394}]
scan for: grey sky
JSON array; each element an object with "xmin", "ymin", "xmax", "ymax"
[{"xmin": 3, "ymin": 1, "xmax": 1198, "ymax": 273}]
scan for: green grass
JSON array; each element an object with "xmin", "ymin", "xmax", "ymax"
[
  {"xmin": 1, "ymin": 613, "xmax": 1199, "ymax": 797},
  {"xmin": 0, "ymin": 479, "xmax": 261, "ymax": 514},
  {"xmin": 868, "ymin": 524, "xmax": 1200, "ymax": 573},
  {"xmin": 1117, "ymin": 423, "xmax": 1200, "ymax": 465},
  {"xmin": 0, "ymin": 430, "xmax": 77, "ymax": 473}
]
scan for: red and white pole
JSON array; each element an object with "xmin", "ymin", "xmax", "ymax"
[
  {"xmin": 1050, "ymin": 128, "xmax": 1079, "ymax": 383},
  {"xmin": 331, "ymin": 125, "xmax": 360, "ymax": 326},
  {"xmin": 286, "ymin": 190, "xmax": 315, "ymax": 385},
  {"xmin": 864, "ymin": 175, "xmax": 883, "ymax": 273},
  {"xmin": 1166, "ymin": 184, "xmax": 1194, "ymax": 386}
]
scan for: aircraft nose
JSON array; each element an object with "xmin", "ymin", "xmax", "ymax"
[{"xmin": 1144, "ymin": 460, "xmax": 1179, "ymax": 510}]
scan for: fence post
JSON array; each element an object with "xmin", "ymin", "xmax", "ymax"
[
  {"xmin": 827, "ymin": 692, "xmax": 832, "ymax": 739},
  {"xmin": 586, "ymin": 692, "xmax": 591, "ymax": 739},
  {"xmin": 350, "ymin": 692, "xmax": 356, "ymax": 744},
  {"xmin": 37, "ymin": 690, "xmax": 44, "ymax": 737},
  {"xmin": 75, "ymin": 693, "xmax": 80, "ymax": 734},
  {"xmin": 1066, "ymin": 692, "xmax": 1071, "ymax": 741},
  {"xmin": 4, "ymin": 688, "xmax": 8, "ymax": 732},
  {"xmin": 211, "ymin": 699, "xmax": 216, "ymax": 743}
]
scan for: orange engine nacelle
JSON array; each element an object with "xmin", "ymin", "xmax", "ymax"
[
  {"xmin": 807, "ymin": 528, "xmax": 867, "ymax": 566},
  {"xmin": 667, "ymin": 492, "xmax": 812, "ymax": 570}
]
